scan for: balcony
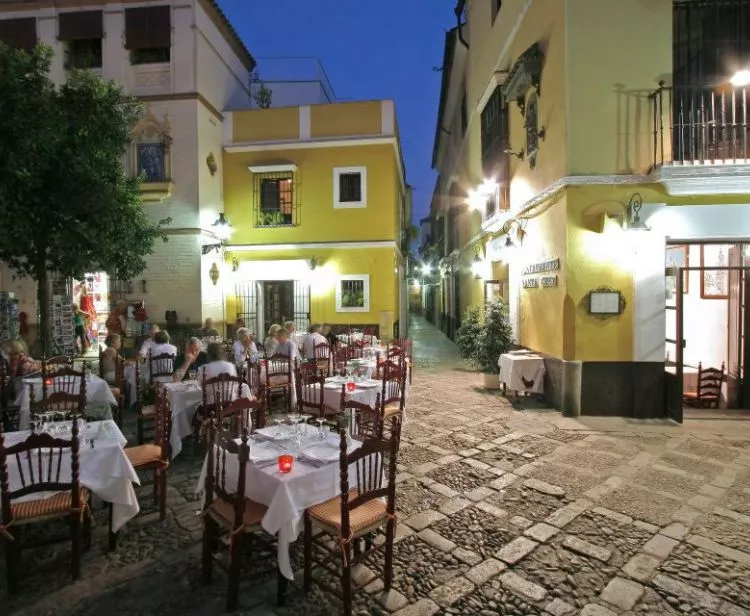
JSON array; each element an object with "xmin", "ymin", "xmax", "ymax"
[{"xmin": 651, "ymin": 83, "xmax": 750, "ymax": 167}]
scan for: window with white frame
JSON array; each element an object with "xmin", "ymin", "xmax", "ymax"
[
  {"xmin": 335, "ymin": 275, "xmax": 370, "ymax": 312},
  {"xmin": 333, "ymin": 166, "xmax": 367, "ymax": 208}
]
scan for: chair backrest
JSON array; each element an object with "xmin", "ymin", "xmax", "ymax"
[
  {"xmin": 380, "ymin": 359, "xmax": 407, "ymax": 408},
  {"xmin": 339, "ymin": 385, "xmax": 381, "ymax": 440},
  {"xmin": 245, "ymin": 360, "xmax": 262, "ymax": 395},
  {"xmin": 266, "ymin": 355, "xmax": 291, "ymax": 380},
  {"xmin": 218, "ymin": 392, "xmax": 266, "ymax": 436},
  {"xmin": 337, "ymin": 416, "xmax": 400, "ymax": 540},
  {"xmin": 202, "ymin": 372, "xmax": 244, "ymax": 411},
  {"xmin": 44, "ymin": 356, "xmax": 73, "ymax": 372},
  {"xmin": 0, "ymin": 417, "xmax": 84, "ymax": 524},
  {"xmin": 697, "ymin": 362, "xmax": 725, "ymax": 403},
  {"xmin": 34, "ymin": 365, "xmax": 87, "ymax": 414},
  {"xmin": 203, "ymin": 419, "xmax": 250, "ymax": 532},
  {"xmin": 296, "ymin": 372, "xmax": 326, "ymax": 415},
  {"xmin": 295, "ymin": 359, "xmax": 319, "ymax": 380},
  {"xmin": 335, "ymin": 346, "xmax": 362, "ymax": 364},
  {"xmin": 149, "ymin": 350, "xmax": 175, "ymax": 383},
  {"xmin": 314, "ymin": 342, "xmax": 330, "ymax": 359}
]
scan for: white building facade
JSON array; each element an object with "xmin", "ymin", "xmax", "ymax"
[{"xmin": 0, "ymin": 0, "xmax": 254, "ymax": 337}]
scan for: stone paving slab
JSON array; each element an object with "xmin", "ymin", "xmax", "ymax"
[{"xmin": 3, "ymin": 317, "xmax": 749, "ymax": 615}]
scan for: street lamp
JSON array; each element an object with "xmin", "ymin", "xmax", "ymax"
[
  {"xmin": 625, "ymin": 193, "xmax": 649, "ymax": 232},
  {"xmin": 731, "ymin": 70, "xmax": 750, "ymax": 87},
  {"xmin": 471, "ymin": 247, "xmax": 484, "ymax": 280},
  {"xmin": 202, "ymin": 213, "xmax": 233, "ymax": 254}
]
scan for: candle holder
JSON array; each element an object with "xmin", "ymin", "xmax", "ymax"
[
  {"xmin": 278, "ymin": 454, "xmax": 294, "ymax": 474},
  {"xmin": 346, "ymin": 381, "xmax": 356, "ymax": 393}
]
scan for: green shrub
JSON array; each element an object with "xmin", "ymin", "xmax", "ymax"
[{"xmin": 455, "ymin": 298, "xmax": 514, "ymax": 374}]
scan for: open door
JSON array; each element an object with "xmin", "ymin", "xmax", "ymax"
[{"xmin": 665, "ymin": 267, "xmax": 684, "ymax": 423}]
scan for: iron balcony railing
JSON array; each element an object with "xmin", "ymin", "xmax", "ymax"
[{"xmin": 651, "ymin": 81, "xmax": 750, "ymax": 166}]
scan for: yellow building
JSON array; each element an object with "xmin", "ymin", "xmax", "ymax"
[
  {"xmin": 222, "ymin": 99, "xmax": 409, "ymax": 341},
  {"xmin": 427, "ymin": 0, "xmax": 750, "ymax": 420}
]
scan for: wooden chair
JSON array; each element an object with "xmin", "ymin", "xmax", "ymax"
[
  {"xmin": 218, "ymin": 390, "xmax": 266, "ymax": 437},
  {"xmin": 43, "ymin": 355, "xmax": 73, "ymax": 372},
  {"xmin": 335, "ymin": 346, "xmax": 362, "ymax": 365},
  {"xmin": 339, "ymin": 387, "xmax": 382, "ymax": 441},
  {"xmin": 683, "ymin": 362, "xmax": 725, "ymax": 409},
  {"xmin": 110, "ymin": 386, "xmax": 172, "ymax": 550},
  {"xmin": 303, "ymin": 418, "xmax": 400, "ymax": 616},
  {"xmin": 0, "ymin": 418, "xmax": 91, "ymax": 594},
  {"xmin": 0, "ymin": 359, "xmax": 20, "ymax": 432},
  {"xmin": 148, "ymin": 350, "xmax": 175, "ymax": 387},
  {"xmin": 134, "ymin": 362, "xmax": 157, "ymax": 445},
  {"xmin": 314, "ymin": 343, "xmax": 331, "ymax": 377},
  {"xmin": 264, "ymin": 354, "xmax": 293, "ymax": 411},
  {"xmin": 33, "ymin": 364, "xmax": 87, "ymax": 415},
  {"xmin": 295, "ymin": 370, "xmax": 330, "ymax": 419},
  {"xmin": 244, "ymin": 359, "xmax": 262, "ymax": 397},
  {"xmin": 201, "ymin": 420, "xmax": 283, "ymax": 611},
  {"xmin": 379, "ymin": 360, "xmax": 406, "ymax": 446}
]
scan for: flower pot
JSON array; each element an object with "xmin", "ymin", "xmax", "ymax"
[{"xmin": 482, "ymin": 373, "xmax": 500, "ymax": 389}]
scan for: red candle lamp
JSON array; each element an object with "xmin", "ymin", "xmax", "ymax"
[
  {"xmin": 45, "ymin": 378, "xmax": 54, "ymax": 386},
  {"xmin": 346, "ymin": 381, "xmax": 356, "ymax": 392},
  {"xmin": 278, "ymin": 454, "xmax": 294, "ymax": 473}
]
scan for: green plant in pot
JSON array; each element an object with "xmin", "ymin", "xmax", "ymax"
[{"xmin": 455, "ymin": 298, "xmax": 514, "ymax": 388}]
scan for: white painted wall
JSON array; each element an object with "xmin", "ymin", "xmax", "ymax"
[{"xmin": 632, "ymin": 232, "xmax": 667, "ymax": 363}]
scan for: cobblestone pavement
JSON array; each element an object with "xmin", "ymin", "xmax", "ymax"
[{"xmin": 3, "ymin": 318, "xmax": 750, "ymax": 616}]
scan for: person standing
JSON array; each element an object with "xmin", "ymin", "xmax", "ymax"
[{"xmin": 72, "ymin": 303, "xmax": 88, "ymax": 355}]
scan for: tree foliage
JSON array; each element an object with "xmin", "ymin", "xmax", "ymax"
[
  {"xmin": 250, "ymin": 71, "xmax": 273, "ymax": 109},
  {"xmin": 455, "ymin": 298, "xmax": 514, "ymax": 374},
  {"xmin": 0, "ymin": 44, "xmax": 168, "ymax": 353}
]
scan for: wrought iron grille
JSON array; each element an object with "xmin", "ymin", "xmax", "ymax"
[
  {"xmin": 293, "ymin": 280, "xmax": 310, "ymax": 334},
  {"xmin": 338, "ymin": 172, "xmax": 362, "ymax": 203},
  {"xmin": 650, "ymin": 84, "xmax": 750, "ymax": 164},
  {"xmin": 252, "ymin": 171, "xmax": 299, "ymax": 227},
  {"xmin": 234, "ymin": 281, "xmax": 258, "ymax": 337},
  {"xmin": 339, "ymin": 279, "xmax": 365, "ymax": 309},
  {"xmin": 479, "ymin": 87, "xmax": 510, "ymax": 211}
]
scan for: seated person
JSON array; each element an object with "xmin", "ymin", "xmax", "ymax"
[
  {"xmin": 197, "ymin": 342, "xmax": 239, "ymax": 405},
  {"xmin": 321, "ymin": 323, "xmax": 337, "ymax": 348},
  {"xmin": 264, "ymin": 323, "xmax": 281, "ymax": 357},
  {"xmin": 200, "ymin": 318, "xmax": 220, "ymax": 337},
  {"xmin": 138, "ymin": 323, "xmax": 160, "ymax": 359},
  {"xmin": 173, "ymin": 337, "xmax": 208, "ymax": 381},
  {"xmin": 147, "ymin": 330, "xmax": 178, "ymax": 381},
  {"xmin": 284, "ymin": 320, "xmax": 302, "ymax": 348},
  {"xmin": 302, "ymin": 323, "xmax": 329, "ymax": 360},
  {"xmin": 271, "ymin": 327, "xmax": 298, "ymax": 360},
  {"xmin": 100, "ymin": 333, "xmax": 121, "ymax": 384},
  {"xmin": 232, "ymin": 327, "xmax": 258, "ymax": 366},
  {"xmin": 2, "ymin": 339, "xmax": 41, "ymax": 377}
]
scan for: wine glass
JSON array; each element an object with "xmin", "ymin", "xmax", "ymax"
[
  {"xmin": 272, "ymin": 411, "xmax": 286, "ymax": 439},
  {"xmin": 315, "ymin": 417, "xmax": 327, "ymax": 441}
]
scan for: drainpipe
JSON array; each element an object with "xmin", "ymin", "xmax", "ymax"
[{"xmin": 455, "ymin": 0, "xmax": 469, "ymax": 48}]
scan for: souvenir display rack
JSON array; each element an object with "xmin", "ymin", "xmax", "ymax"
[
  {"xmin": 0, "ymin": 292, "xmax": 19, "ymax": 340},
  {"xmin": 50, "ymin": 277, "xmax": 75, "ymax": 356}
]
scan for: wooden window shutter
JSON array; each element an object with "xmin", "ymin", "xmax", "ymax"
[
  {"xmin": 0, "ymin": 18, "xmax": 37, "ymax": 50},
  {"xmin": 125, "ymin": 6, "xmax": 171, "ymax": 50},
  {"xmin": 59, "ymin": 11, "xmax": 103, "ymax": 41}
]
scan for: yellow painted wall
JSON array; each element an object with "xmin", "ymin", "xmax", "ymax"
[
  {"xmin": 517, "ymin": 195, "xmax": 568, "ymax": 358},
  {"xmin": 309, "ymin": 101, "xmax": 383, "ymax": 139},
  {"xmin": 566, "ymin": 0, "xmax": 672, "ymax": 175},
  {"xmin": 232, "ymin": 107, "xmax": 299, "ymax": 142},
  {"xmin": 225, "ymin": 247, "xmax": 399, "ymax": 327},
  {"xmin": 223, "ymin": 143, "xmax": 399, "ymax": 244}
]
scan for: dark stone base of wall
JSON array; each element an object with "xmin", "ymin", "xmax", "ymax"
[{"xmin": 536, "ymin": 354, "xmax": 666, "ymax": 419}]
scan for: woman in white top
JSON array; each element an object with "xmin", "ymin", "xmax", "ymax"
[
  {"xmin": 197, "ymin": 342, "xmax": 238, "ymax": 404},
  {"xmin": 264, "ymin": 323, "xmax": 281, "ymax": 357},
  {"xmin": 302, "ymin": 323, "xmax": 328, "ymax": 360},
  {"xmin": 232, "ymin": 327, "xmax": 258, "ymax": 366},
  {"xmin": 138, "ymin": 323, "xmax": 160, "ymax": 359}
]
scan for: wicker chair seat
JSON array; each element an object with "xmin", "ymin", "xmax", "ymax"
[
  {"xmin": 140, "ymin": 404, "xmax": 157, "ymax": 417},
  {"xmin": 11, "ymin": 488, "xmax": 90, "ymax": 524},
  {"xmin": 308, "ymin": 489, "xmax": 388, "ymax": 538},
  {"xmin": 207, "ymin": 496, "xmax": 267, "ymax": 530},
  {"xmin": 268, "ymin": 375, "xmax": 291, "ymax": 387},
  {"xmin": 125, "ymin": 444, "xmax": 164, "ymax": 468}
]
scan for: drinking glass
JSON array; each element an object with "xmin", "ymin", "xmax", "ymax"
[{"xmin": 315, "ymin": 418, "xmax": 327, "ymax": 441}]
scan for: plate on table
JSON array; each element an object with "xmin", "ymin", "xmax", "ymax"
[
  {"xmin": 246, "ymin": 439, "xmax": 284, "ymax": 464},
  {"xmin": 255, "ymin": 424, "xmax": 294, "ymax": 442},
  {"xmin": 356, "ymin": 380, "xmax": 381, "ymax": 389}
]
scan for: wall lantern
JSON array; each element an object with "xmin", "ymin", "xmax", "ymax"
[
  {"xmin": 206, "ymin": 152, "xmax": 218, "ymax": 176},
  {"xmin": 471, "ymin": 247, "xmax": 484, "ymax": 280},
  {"xmin": 307, "ymin": 257, "xmax": 320, "ymax": 271},
  {"xmin": 202, "ymin": 213, "xmax": 233, "ymax": 254},
  {"xmin": 731, "ymin": 70, "xmax": 750, "ymax": 87},
  {"xmin": 625, "ymin": 193, "xmax": 649, "ymax": 232},
  {"xmin": 209, "ymin": 262, "xmax": 220, "ymax": 286}
]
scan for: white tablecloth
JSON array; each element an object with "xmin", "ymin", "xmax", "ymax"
[
  {"xmin": 498, "ymin": 353, "xmax": 546, "ymax": 395},
  {"xmin": 124, "ymin": 362, "xmax": 173, "ymax": 402},
  {"xmin": 4, "ymin": 420, "xmax": 139, "ymax": 531},
  {"xmin": 16, "ymin": 375, "xmax": 119, "ymax": 430},
  {"xmin": 195, "ymin": 425, "xmax": 363, "ymax": 580},
  {"xmin": 163, "ymin": 380, "xmax": 253, "ymax": 460}
]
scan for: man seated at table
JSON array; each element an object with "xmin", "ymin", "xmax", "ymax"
[
  {"xmin": 302, "ymin": 323, "xmax": 328, "ymax": 360},
  {"xmin": 232, "ymin": 328, "xmax": 258, "ymax": 366},
  {"xmin": 271, "ymin": 327, "xmax": 298, "ymax": 359},
  {"xmin": 173, "ymin": 337, "xmax": 207, "ymax": 382},
  {"xmin": 200, "ymin": 318, "xmax": 220, "ymax": 337},
  {"xmin": 137, "ymin": 323, "xmax": 160, "ymax": 359},
  {"xmin": 197, "ymin": 342, "xmax": 240, "ymax": 404},
  {"xmin": 321, "ymin": 323, "xmax": 337, "ymax": 348}
]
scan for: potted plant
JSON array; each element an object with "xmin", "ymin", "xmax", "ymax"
[{"xmin": 455, "ymin": 298, "xmax": 514, "ymax": 389}]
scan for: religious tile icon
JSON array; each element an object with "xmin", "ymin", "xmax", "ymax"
[{"xmin": 137, "ymin": 142, "xmax": 166, "ymax": 182}]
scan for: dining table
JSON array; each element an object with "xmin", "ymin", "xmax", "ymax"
[
  {"xmin": 4, "ymin": 420, "xmax": 140, "ymax": 532},
  {"xmin": 195, "ymin": 423, "xmax": 366, "ymax": 580},
  {"xmin": 15, "ymin": 374, "xmax": 119, "ymax": 430}
]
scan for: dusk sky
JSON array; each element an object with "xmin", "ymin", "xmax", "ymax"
[{"xmin": 218, "ymin": 0, "xmax": 456, "ymax": 227}]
